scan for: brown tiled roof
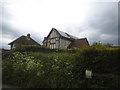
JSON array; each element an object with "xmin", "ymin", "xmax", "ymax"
[
  {"xmin": 8, "ymin": 35, "xmax": 41, "ymax": 46},
  {"xmin": 68, "ymin": 38, "xmax": 89, "ymax": 48}
]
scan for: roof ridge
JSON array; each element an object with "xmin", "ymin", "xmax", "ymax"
[
  {"xmin": 8, "ymin": 34, "xmax": 41, "ymax": 46},
  {"xmin": 56, "ymin": 29, "xmax": 78, "ymax": 39},
  {"xmin": 65, "ymin": 33, "xmax": 71, "ymax": 38},
  {"xmin": 77, "ymin": 38, "xmax": 87, "ymax": 40}
]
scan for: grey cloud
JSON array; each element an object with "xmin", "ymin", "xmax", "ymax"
[
  {"xmin": 0, "ymin": 1, "xmax": 12, "ymax": 22},
  {"xmin": 1, "ymin": 1, "xmax": 19, "ymax": 39},
  {"xmin": 74, "ymin": 2, "xmax": 118, "ymax": 45},
  {"xmin": 2, "ymin": 23, "xmax": 21, "ymax": 38},
  {"xmin": 118, "ymin": 2, "xmax": 120, "ymax": 45},
  {"xmin": 1, "ymin": 23, "xmax": 43, "ymax": 49},
  {"xmin": 1, "ymin": 1, "xmax": 119, "ymax": 49},
  {"xmin": 1, "ymin": 23, "xmax": 21, "ymax": 49},
  {"xmin": 89, "ymin": 3, "xmax": 117, "ymax": 45},
  {"xmin": 30, "ymin": 34, "xmax": 42, "ymax": 45}
]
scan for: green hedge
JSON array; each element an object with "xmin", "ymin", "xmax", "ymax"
[
  {"xmin": 2, "ymin": 45, "xmax": 120, "ymax": 88},
  {"xmin": 13, "ymin": 45, "xmax": 76, "ymax": 53}
]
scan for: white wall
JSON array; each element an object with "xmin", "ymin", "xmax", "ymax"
[
  {"xmin": 59, "ymin": 38, "xmax": 71, "ymax": 48},
  {"xmin": 46, "ymin": 30, "xmax": 71, "ymax": 48}
]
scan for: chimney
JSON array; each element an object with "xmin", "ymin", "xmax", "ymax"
[{"xmin": 27, "ymin": 34, "xmax": 30, "ymax": 40}]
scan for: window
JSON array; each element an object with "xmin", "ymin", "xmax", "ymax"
[
  {"xmin": 50, "ymin": 45, "xmax": 51, "ymax": 48},
  {"xmin": 51, "ymin": 38, "xmax": 56, "ymax": 43},
  {"xmin": 49, "ymin": 44, "xmax": 56, "ymax": 49},
  {"xmin": 52, "ymin": 44, "xmax": 53, "ymax": 49},
  {"xmin": 13, "ymin": 44, "xmax": 16, "ymax": 48},
  {"xmin": 54, "ymin": 39, "xmax": 55, "ymax": 43},
  {"xmin": 53, "ymin": 44, "xmax": 55, "ymax": 48}
]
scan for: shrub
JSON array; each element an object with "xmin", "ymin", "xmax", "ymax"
[
  {"xmin": 13, "ymin": 45, "xmax": 76, "ymax": 53},
  {"xmin": 2, "ymin": 45, "xmax": 120, "ymax": 88}
]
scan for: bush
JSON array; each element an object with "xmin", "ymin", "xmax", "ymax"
[
  {"xmin": 13, "ymin": 45, "xmax": 76, "ymax": 53},
  {"xmin": 2, "ymin": 45, "xmax": 120, "ymax": 88}
]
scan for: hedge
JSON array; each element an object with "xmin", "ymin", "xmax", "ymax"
[
  {"xmin": 2, "ymin": 45, "xmax": 120, "ymax": 88},
  {"xmin": 13, "ymin": 45, "xmax": 76, "ymax": 53}
]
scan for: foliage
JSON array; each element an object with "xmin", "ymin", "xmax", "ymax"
[
  {"xmin": 13, "ymin": 45, "xmax": 76, "ymax": 53},
  {"xmin": 2, "ymin": 45, "xmax": 120, "ymax": 88}
]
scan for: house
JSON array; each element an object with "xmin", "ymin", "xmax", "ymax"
[
  {"xmin": 8, "ymin": 34, "xmax": 41, "ymax": 49},
  {"xmin": 68, "ymin": 38, "xmax": 89, "ymax": 48},
  {"xmin": 43, "ymin": 28, "xmax": 89, "ymax": 48}
]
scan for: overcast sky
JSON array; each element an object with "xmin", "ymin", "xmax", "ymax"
[{"xmin": 0, "ymin": 0, "xmax": 119, "ymax": 49}]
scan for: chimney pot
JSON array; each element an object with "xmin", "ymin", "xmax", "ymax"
[{"xmin": 27, "ymin": 34, "xmax": 30, "ymax": 39}]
